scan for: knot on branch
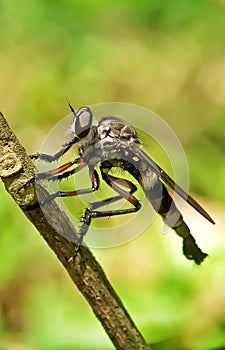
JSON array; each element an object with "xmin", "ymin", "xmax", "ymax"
[{"xmin": 0, "ymin": 145, "xmax": 22, "ymax": 177}]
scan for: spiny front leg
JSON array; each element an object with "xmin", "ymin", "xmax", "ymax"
[
  {"xmin": 17, "ymin": 158, "xmax": 81, "ymax": 191},
  {"xmin": 30, "ymin": 137, "xmax": 79, "ymax": 162},
  {"xmin": 35, "ymin": 169, "xmax": 99, "ymax": 207}
]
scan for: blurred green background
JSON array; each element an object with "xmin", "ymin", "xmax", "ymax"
[{"xmin": 0, "ymin": 0, "xmax": 225, "ymax": 349}]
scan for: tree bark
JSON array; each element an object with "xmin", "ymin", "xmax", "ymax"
[{"xmin": 0, "ymin": 111, "xmax": 151, "ymax": 350}]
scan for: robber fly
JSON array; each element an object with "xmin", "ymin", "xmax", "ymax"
[{"xmin": 21, "ymin": 104, "xmax": 215, "ymax": 264}]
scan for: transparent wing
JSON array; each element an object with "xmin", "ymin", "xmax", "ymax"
[{"xmin": 138, "ymin": 148, "xmax": 215, "ymax": 225}]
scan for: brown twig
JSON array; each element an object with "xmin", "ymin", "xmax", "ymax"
[{"xmin": 0, "ymin": 111, "xmax": 151, "ymax": 350}]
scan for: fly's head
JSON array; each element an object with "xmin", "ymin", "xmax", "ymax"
[
  {"xmin": 68, "ymin": 104, "xmax": 98, "ymax": 156},
  {"xmin": 69, "ymin": 104, "xmax": 93, "ymax": 139}
]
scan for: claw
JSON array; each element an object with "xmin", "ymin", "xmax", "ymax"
[
  {"xmin": 17, "ymin": 176, "xmax": 35, "ymax": 191},
  {"xmin": 67, "ymin": 247, "xmax": 79, "ymax": 263},
  {"xmin": 67, "ymin": 235, "xmax": 83, "ymax": 263}
]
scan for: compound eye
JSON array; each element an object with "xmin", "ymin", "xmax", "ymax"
[{"xmin": 75, "ymin": 107, "xmax": 92, "ymax": 138}]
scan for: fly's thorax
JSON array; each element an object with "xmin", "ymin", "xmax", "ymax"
[
  {"xmin": 83, "ymin": 137, "xmax": 128, "ymax": 167},
  {"xmin": 81, "ymin": 116, "xmax": 140, "ymax": 167},
  {"xmin": 97, "ymin": 116, "xmax": 138, "ymax": 142}
]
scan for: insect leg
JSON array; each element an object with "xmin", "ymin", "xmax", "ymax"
[
  {"xmin": 103, "ymin": 174, "xmax": 137, "ymax": 194},
  {"xmin": 79, "ymin": 170, "xmax": 138, "ymax": 228},
  {"xmin": 40, "ymin": 169, "xmax": 100, "ymax": 205},
  {"xmin": 148, "ymin": 181, "xmax": 207, "ymax": 264},
  {"xmin": 68, "ymin": 171, "xmax": 141, "ymax": 261},
  {"xmin": 85, "ymin": 174, "xmax": 138, "ymax": 212},
  {"xmin": 30, "ymin": 137, "xmax": 79, "ymax": 162},
  {"xmin": 18, "ymin": 157, "xmax": 84, "ymax": 190},
  {"xmin": 36, "ymin": 158, "xmax": 85, "ymax": 182},
  {"xmin": 100, "ymin": 174, "xmax": 141, "ymax": 213},
  {"xmin": 74, "ymin": 172, "xmax": 141, "ymax": 253}
]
